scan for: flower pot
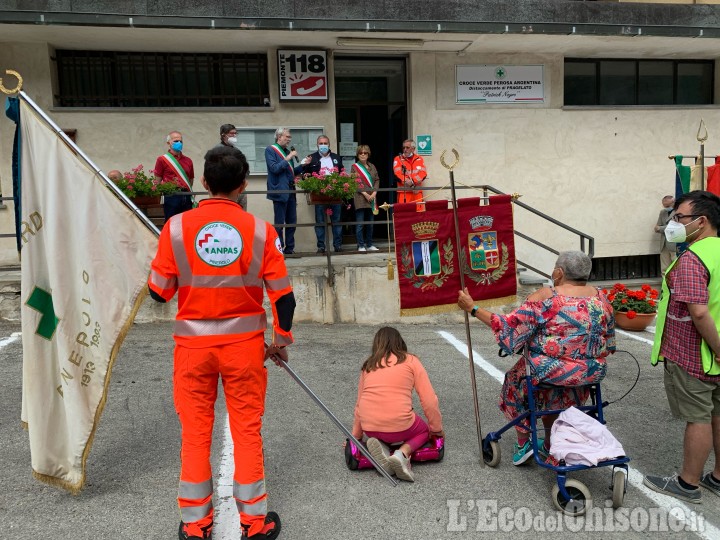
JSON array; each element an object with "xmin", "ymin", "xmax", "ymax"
[
  {"xmin": 614, "ymin": 310, "xmax": 656, "ymax": 332},
  {"xmin": 306, "ymin": 192, "xmax": 342, "ymax": 205},
  {"xmin": 130, "ymin": 195, "xmax": 162, "ymax": 207}
]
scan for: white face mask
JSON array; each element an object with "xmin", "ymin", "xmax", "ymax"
[
  {"xmin": 665, "ymin": 216, "xmax": 701, "ymax": 243},
  {"xmin": 227, "ymin": 136, "xmax": 237, "ymax": 145}
]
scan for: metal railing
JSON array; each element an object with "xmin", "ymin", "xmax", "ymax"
[{"xmin": 1, "ymin": 184, "xmax": 593, "ymax": 284}]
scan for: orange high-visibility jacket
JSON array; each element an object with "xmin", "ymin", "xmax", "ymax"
[
  {"xmin": 393, "ymin": 154, "xmax": 427, "ymax": 204},
  {"xmin": 148, "ymin": 198, "xmax": 294, "ymax": 348}
]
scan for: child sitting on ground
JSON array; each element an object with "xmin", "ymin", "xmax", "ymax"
[{"xmin": 351, "ymin": 327, "xmax": 444, "ymax": 482}]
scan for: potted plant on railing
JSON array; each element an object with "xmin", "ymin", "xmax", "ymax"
[
  {"xmin": 111, "ymin": 165, "xmax": 180, "ymax": 208},
  {"xmin": 295, "ymin": 167, "xmax": 359, "ymax": 205},
  {"xmin": 606, "ymin": 283, "xmax": 658, "ymax": 331}
]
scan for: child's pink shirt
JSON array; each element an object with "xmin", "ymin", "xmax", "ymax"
[{"xmin": 352, "ymin": 353, "xmax": 442, "ymax": 438}]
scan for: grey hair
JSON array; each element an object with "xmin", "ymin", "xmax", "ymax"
[
  {"xmin": 275, "ymin": 127, "xmax": 290, "ymax": 141},
  {"xmin": 317, "ymin": 134, "xmax": 330, "ymax": 143},
  {"xmin": 404, "ymin": 139, "xmax": 416, "ymax": 148},
  {"xmin": 166, "ymin": 131, "xmax": 181, "ymax": 143},
  {"xmin": 555, "ymin": 251, "xmax": 592, "ymax": 281}
]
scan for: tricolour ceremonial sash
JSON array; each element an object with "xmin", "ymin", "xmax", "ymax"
[
  {"xmin": 161, "ymin": 152, "xmax": 196, "ymax": 206},
  {"xmin": 352, "ymin": 162, "xmax": 377, "ymax": 214},
  {"xmin": 271, "ymin": 144, "xmax": 295, "ymax": 174}
]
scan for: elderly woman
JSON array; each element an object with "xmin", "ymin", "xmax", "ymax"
[{"xmin": 458, "ymin": 251, "xmax": 615, "ymax": 465}]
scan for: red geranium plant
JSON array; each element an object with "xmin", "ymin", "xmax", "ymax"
[{"xmin": 605, "ymin": 283, "xmax": 659, "ymax": 319}]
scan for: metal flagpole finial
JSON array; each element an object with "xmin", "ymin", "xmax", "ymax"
[
  {"xmin": 697, "ymin": 118, "xmax": 708, "ymax": 144},
  {"xmin": 440, "ymin": 149, "xmax": 460, "ymax": 171},
  {"xmin": 0, "ymin": 70, "xmax": 23, "ymax": 94}
]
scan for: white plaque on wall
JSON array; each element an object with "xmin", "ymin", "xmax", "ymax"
[
  {"xmin": 456, "ymin": 65, "xmax": 544, "ymax": 104},
  {"xmin": 277, "ymin": 50, "xmax": 329, "ymax": 102}
]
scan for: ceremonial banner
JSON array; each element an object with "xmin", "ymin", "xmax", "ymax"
[
  {"xmin": 456, "ymin": 195, "xmax": 517, "ymax": 305},
  {"xmin": 394, "ymin": 196, "xmax": 516, "ymax": 316},
  {"xmin": 9, "ymin": 95, "xmax": 158, "ymax": 493}
]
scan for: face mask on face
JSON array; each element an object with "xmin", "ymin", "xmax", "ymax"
[
  {"xmin": 318, "ymin": 144, "xmax": 330, "ymax": 155},
  {"xmin": 665, "ymin": 216, "xmax": 701, "ymax": 243},
  {"xmin": 171, "ymin": 141, "xmax": 183, "ymax": 152},
  {"xmin": 227, "ymin": 136, "xmax": 237, "ymax": 145}
]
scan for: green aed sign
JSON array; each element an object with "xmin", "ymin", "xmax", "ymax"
[{"xmin": 416, "ymin": 135, "xmax": 432, "ymax": 156}]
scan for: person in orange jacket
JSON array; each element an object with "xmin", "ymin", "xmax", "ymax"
[
  {"xmin": 392, "ymin": 139, "xmax": 427, "ymax": 205},
  {"xmin": 148, "ymin": 145, "xmax": 295, "ymax": 540}
]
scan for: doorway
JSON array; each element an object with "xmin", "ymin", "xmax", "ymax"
[{"xmin": 334, "ymin": 57, "xmax": 407, "ymax": 244}]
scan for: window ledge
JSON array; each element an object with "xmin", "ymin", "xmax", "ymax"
[
  {"xmin": 562, "ymin": 104, "xmax": 719, "ymax": 111},
  {"xmin": 49, "ymin": 106, "xmax": 275, "ymax": 113}
]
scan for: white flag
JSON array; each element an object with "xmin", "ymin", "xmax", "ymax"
[{"xmin": 16, "ymin": 97, "xmax": 158, "ymax": 493}]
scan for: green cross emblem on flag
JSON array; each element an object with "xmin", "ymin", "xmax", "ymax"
[
  {"xmin": 496, "ymin": 67, "xmax": 506, "ymax": 79},
  {"xmin": 26, "ymin": 286, "xmax": 60, "ymax": 340}
]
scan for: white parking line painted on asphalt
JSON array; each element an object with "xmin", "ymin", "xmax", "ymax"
[
  {"xmin": 214, "ymin": 413, "xmax": 241, "ymax": 540},
  {"xmin": 615, "ymin": 328, "xmax": 655, "ymax": 346},
  {"xmin": 0, "ymin": 332, "xmax": 21, "ymax": 350},
  {"xmin": 438, "ymin": 330, "xmax": 720, "ymax": 540}
]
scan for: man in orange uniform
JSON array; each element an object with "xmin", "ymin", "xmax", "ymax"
[
  {"xmin": 148, "ymin": 145, "xmax": 295, "ymax": 540},
  {"xmin": 392, "ymin": 139, "xmax": 427, "ymax": 206}
]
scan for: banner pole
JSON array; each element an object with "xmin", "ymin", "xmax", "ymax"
[
  {"xmin": 267, "ymin": 351, "xmax": 398, "ymax": 486},
  {"xmin": 440, "ymin": 149, "xmax": 485, "ymax": 467},
  {"xmin": 16, "ymin": 91, "xmax": 160, "ymax": 237}
]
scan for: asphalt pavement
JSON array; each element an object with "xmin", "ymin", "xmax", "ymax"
[{"xmin": 1, "ymin": 319, "xmax": 718, "ymax": 539}]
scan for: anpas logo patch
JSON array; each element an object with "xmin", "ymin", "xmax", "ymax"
[{"xmin": 195, "ymin": 222, "xmax": 242, "ymax": 267}]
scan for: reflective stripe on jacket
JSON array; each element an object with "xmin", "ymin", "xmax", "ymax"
[{"xmin": 148, "ymin": 197, "xmax": 294, "ymax": 348}]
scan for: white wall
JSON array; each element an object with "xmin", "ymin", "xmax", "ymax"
[
  {"xmin": 0, "ymin": 44, "xmax": 339, "ymax": 264},
  {"xmin": 408, "ymin": 51, "xmax": 720, "ymax": 266},
  {"xmin": 3, "ymin": 42, "xmax": 718, "ymax": 268}
]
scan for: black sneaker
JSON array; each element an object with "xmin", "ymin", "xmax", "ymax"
[
  {"xmin": 700, "ymin": 472, "xmax": 720, "ymax": 498},
  {"xmin": 179, "ymin": 521, "xmax": 213, "ymax": 539},
  {"xmin": 241, "ymin": 512, "xmax": 281, "ymax": 539},
  {"xmin": 316, "ymin": 248, "xmax": 326, "ymax": 254}
]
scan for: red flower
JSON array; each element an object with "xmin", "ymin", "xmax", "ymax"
[
  {"xmin": 641, "ymin": 284, "xmax": 651, "ymax": 292},
  {"xmin": 650, "ymin": 290, "xmax": 659, "ymax": 299},
  {"xmin": 621, "ymin": 298, "xmax": 628, "ymax": 304},
  {"xmin": 626, "ymin": 310, "xmax": 637, "ymax": 319},
  {"xmin": 614, "ymin": 283, "xmax": 626, "ymax": 291},
  {"xmin": 648, "ymin": 300, "xmax": 656, "ymax": 307}
]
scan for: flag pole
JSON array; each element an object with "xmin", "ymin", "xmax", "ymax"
[
  {"xmin": 265, "ymin": 346, "xmax": 398, "ymax": 486},
  {"xmin": 440, "ymin": 149, "xmax": 485, "ymax": 467},
  {"xmin": 15, "ymin": 90, "xmax": 160, "ymax": 237}
]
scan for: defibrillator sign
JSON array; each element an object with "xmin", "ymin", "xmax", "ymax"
[{"xmin": 277, "ymin": 50, "xmax": 329, "ymax": 102}]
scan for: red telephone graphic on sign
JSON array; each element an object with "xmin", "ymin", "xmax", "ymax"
[{"xmin": 289, "ymin": 74, "xmax": 326, "ymax": 97}]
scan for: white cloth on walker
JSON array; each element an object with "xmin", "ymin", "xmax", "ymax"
[{"xmin": 550, "ymin": 406, "xmax": 625, "ymax": 466}]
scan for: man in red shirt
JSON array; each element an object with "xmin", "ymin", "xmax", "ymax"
[
  {"xmin": 645, "ymin": 190, "xmax": 720, "ymax": 504},
  {"xmin": 154, "ymin": 130, "xmax": 195, "ymax": 221},
  {"xmin": 149, "ymin": 145, "xmax": 294, "ymax": 540}
]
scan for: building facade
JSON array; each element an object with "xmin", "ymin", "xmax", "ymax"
[{"xmin": 2, "ymin": 1, "xmax": 720, "ymax": 273}]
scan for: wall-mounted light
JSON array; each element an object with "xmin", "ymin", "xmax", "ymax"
[{"xmin": 336, "ymin": 37, "xmax": 425, "ymax": 48}]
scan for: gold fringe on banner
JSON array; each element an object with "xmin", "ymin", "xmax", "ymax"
[{"xmin": 401, "ymin": 302, "xmax": 458, "ymax": 317}]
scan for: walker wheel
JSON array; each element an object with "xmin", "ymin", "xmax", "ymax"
[
  {"xmin": 611, "ymin": 468, "xmax": 627, "ymax": 508},
  {"xmin": 551, "ymin": 479, "xmax": 591, "ymax": 516},
  {"xmin": 483, "ymin": 440, "xmax": 501, "ymax": 467},
  {"xmin": 344, "ymin": 440, "xmax": 359, "ymax": 470}
]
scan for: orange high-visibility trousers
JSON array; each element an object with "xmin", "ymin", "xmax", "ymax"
[{"xmin": 174, "ymin": 338, "xmax": 269, "ymax": 536}]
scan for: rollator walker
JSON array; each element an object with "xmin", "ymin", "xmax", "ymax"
[{"xmin": 481, "ymin": 353, "xmax": 630, "ymax": 517}]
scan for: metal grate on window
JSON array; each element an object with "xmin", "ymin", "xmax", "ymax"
[{"xmin": 54, "ymin": 50, "xmax": 270, "ymax": 107}]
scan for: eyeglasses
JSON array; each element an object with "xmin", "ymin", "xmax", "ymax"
[
  {"xmin": 672, "ymin": 213, "xmax": 702, "ymax": 222},
  {"xmin": 358, "ymin": 152, "xmax": 369, "ymax": 155}
]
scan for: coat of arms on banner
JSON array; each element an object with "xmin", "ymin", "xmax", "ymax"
[
  {"xmin": 400, "ymin": 220, "xmax": 454, "ymax": 290},
  {"xmin": 463, "ymin": 214, "xmax": 511, "ymax": 285}
]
